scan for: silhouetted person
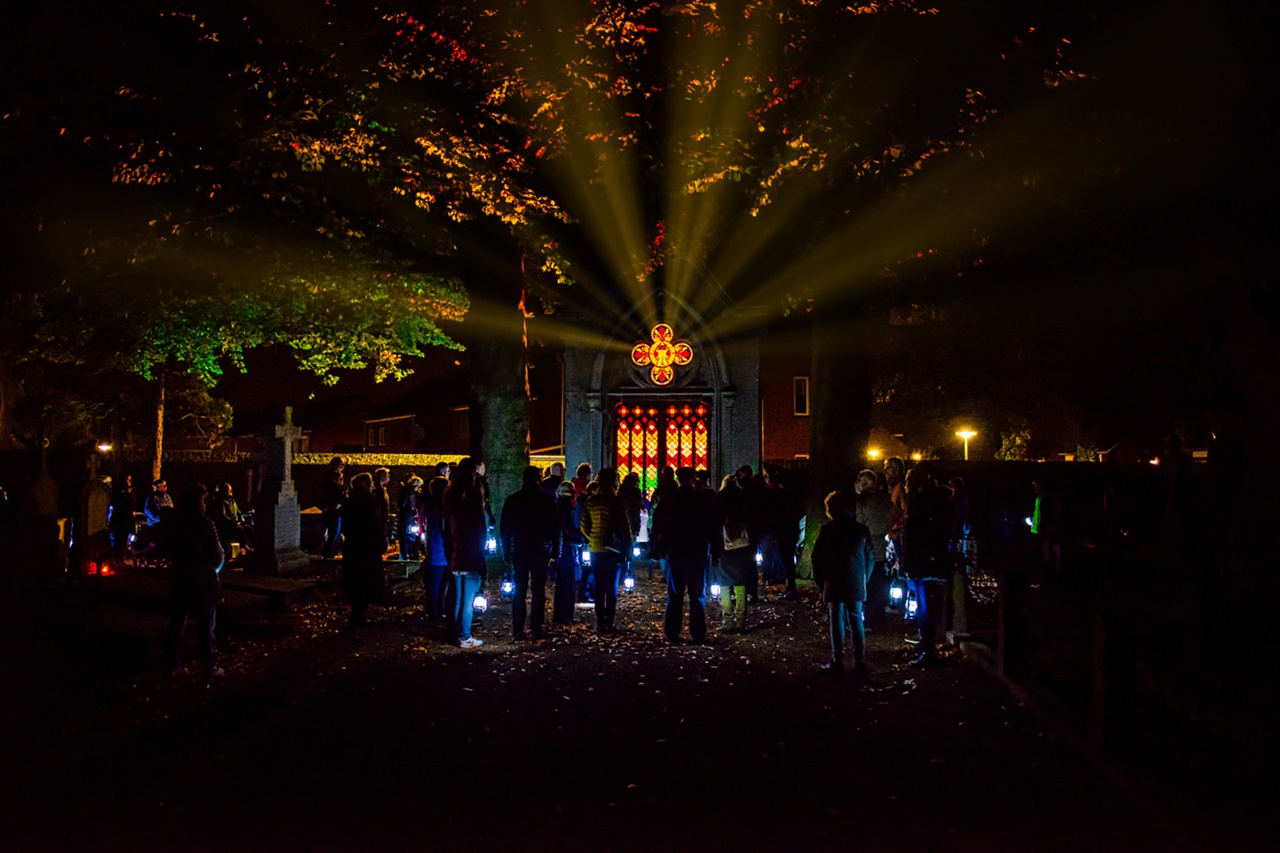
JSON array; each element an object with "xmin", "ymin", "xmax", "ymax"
[
  {"xmin": 539, "ymin": 461, "xmax": 566, "ymax": 497},
  {"xmin": 342, "ymin": 472, "xmax": 386, "ymax": 628},
  {"xmin": 651, "ymin": 466, "xmax": 721, "ymax": 644},
  {"xmin": 1031, "ymin": 477, "xmax": 1063, "ymax": 577},
  {"xmin": 445, "ymin": 458, "xmax": 487, "ymax": 648},
  {"xmin": 420, "ymin": 476, "xmax": 450, "ymax": 620},
  {"xmin": 570, "ymin": 462, "xmax": 592, "ymax": 496},
  {"xmin": 812, "ymin": 490, "xmax": 875, "ymax": 676},
  {"xmin": 581, "ymin": 467, "xmax": 631, "ymax": 635},
  {"xmin": 855, "ymin": 469, "xmax": 893, "ymax": 630},
  {"xmin": 320, "ymin": 456, "xmax": 346, "ymax": 557},
  {"xmin": 903, "ymin": 467, "xmax": 949, "ymax": 667},
  {"xmin": 884, "ymin": 457, "xmax": 907, "ymax": 571},
  {"xmin": 373, "ymin": 467, "xmax": 392, "ymax": 553},
  {"xmin": 552, "ymin": 482, "xmax": 583, "ymax": 625},
  {"xmin": 144, "ymin": 478, "xmax": 172, "ymax": 528},
  {"xmin": 108, "ymin": 474, "xmax": 136, "ymax": 566},
  {"xmin": 397, "ymin": 475, "xmax": 425, "ymax": 561},
  {"xmin": 501, "ymin": 465, "xmax": 558, "ymax": 640},
  {"xmin": 164, "ymin": 485, "xmax": 225, "ymax": 680},
  {"xmin": 211, "ymin": 482, "xmax": 248, "ymax": 558},
  {"xmin": 715, "ymin": 469, "xmax": 755, "ymax": 632}
]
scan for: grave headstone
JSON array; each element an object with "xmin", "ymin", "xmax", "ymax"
[
  {"xmin": 80, "ymin": 460, "xmax": 113, "ymax": 572},
  {"xmin": 250, "ymin": 407, "xmax": 311, "ymax": 577}
]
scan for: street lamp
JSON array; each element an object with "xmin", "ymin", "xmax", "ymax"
[
  {"xmin": 867, "ymin": 448, "xmax": 881, "ymax": 461},
  {"xmin": 956, "ymin": 429, "xmax": 976, "ymax": 461}
]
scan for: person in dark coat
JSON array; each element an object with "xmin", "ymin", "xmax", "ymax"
[
  {"xmin": 903, "ymin": 467, "xmax": 950, "ymax": 666},
  {"xmin": 444, "ymin": 458, "xmax": 488, "ymax": 648},
  {"xmin": 144, "ymin": 478, "xmax": 173, "ymax": 527},
  {"xmin": 210, "ymin": 482, "xmax": 248, "ymax": 559},
  {"xmin": 419, "ymin": 476, "xmax": 450, "ymax": 620},
  {"xmin": 164, "ymin": 484, "xmax": 225, "ymax": 680},
  {"xmin": 551, "ymin": 482, "xmax": 583, "ymax": 625},
  {"xmin": 342, "ymin": 472, "xmax": 387, "ymax": 628},
  {"xmin": 397, "ymin": 475, "xmax": 425, "ymax": 561},
  {"xmin": 648, "ymin": 465, "xmax": 678, "ymax": 582},
  {"xmin": 651, "ymin": 466, "xmax": 722, "ymax": 643},
  {"xmin": 108, "ymin": 473, "xmax": 137, "ymax": 566},
  {"xmin": 812, "ymin": 490, "xmax": 876, "ymax": 675},
  {"xmin": 855, "ymin": 469, "xmax": 893, "ymax": 630},
  {"xmin": 373, "ymin": 467, "xmax": 392, "ymax": 552},
  {"xmin": 617, "ymin": 472, "xmax": 645, "ymax": 551},
  {"xmin": 539, "ymin": 462, "xmax": 565, "ymax": 497},
  {"xmin": 714, "ymin": 472, "xmax": 755, "ymax": 633},
  {"xmin": 320, "ymin": 456, "xmax": 346, "ymax": 558},
  {"xmin": 500, "ymin": 465, "xmax": 559, "ymax": 640}
]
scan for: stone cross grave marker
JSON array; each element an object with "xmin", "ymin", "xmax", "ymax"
[{"xmin": 251, "ymin": 406, "xmax": 311, "ymax": 576}]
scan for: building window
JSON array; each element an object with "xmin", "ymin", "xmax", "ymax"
[
  {"xmin": 367, "ymin": 429, "xmax": 375, "ymax": 447},
  {"xmin": 378, "ymin": 427, "xmax": 386, "ymax": 446},
  {"xmin": 614, "ymin": 401, "xmax": 709, "ymax": 494},
  {"xmin": 793, "ymin": 377, "xmax": 810, "ymax": 417}
]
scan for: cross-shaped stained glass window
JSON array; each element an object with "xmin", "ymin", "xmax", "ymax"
[{"xmin": 631, "ymin": 323, "xmax": 693, "ymax": 386}]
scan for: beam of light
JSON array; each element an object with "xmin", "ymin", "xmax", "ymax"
[
  {"xmin": 505, "ymin": 0, "xmax": 658, "ymax": 321},
  {"xmin": 664, "ymin": 5, "xmax": 965, "ymax": 323},
  {"xmin": 660, "ymin": 5, "xmax": 782, "ymax": 310}
]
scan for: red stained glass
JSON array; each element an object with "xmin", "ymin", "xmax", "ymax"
[
  {"xmin": 632, "ymin": 324, "xmax": 694, "ymax": 386},
  {"xmin": 613, "ymin": 399, "xmax": 711, "ymax": 494}
]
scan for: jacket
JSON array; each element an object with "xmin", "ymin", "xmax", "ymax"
[
  {"xmin": 554, "ymin": 495, "xmax": 584, "ymax": 565},
  {"xmin": 811, "ymin": 515, "xmax": 875, "ymax": 603},
  {"xmin": 421, "ymin": 494, "xmax": 448, "ymax": 568},
  {"xmin": 855, "ymin": 490, "xmax": 893, "ymax": 562},
  {"xmin": 166, "ymin": 512, "xmax": 224, "ymax": 607},
  {"xmin": 446, "ymin": 485, "xmax": 488, "ymax": 575},
  {"xmin": 500, "ymin": 483, "xmax": 557, "ymax": 565},
  {"xmin": 581, "ymin": 491, "xmax": 631, "ymax": 553},
  {"xmin": 650, "ymin": 484, "xmax": 721, "ymax": 565}
]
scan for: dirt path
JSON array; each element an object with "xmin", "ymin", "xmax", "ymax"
[{"xmin": 3, "ymin": 574, "xmax": 1192, "ymax": 851}]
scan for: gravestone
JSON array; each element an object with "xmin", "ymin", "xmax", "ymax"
[
  {"xmin": 80, "ymin": 456, "xmax": 113, "ymax": 571},
  {"xmin": 250, "ymin": 407, "xmax": 311, "ymax": 577}
]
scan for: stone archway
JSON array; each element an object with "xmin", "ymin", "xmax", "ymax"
[{"xmin": 563, "ymin": 292, "xmax": 760, "ymax": 485}]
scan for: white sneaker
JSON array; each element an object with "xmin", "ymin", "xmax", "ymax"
[{"xmin": 459, "ymin": 637, "xmax": 484, "ymax": 649}]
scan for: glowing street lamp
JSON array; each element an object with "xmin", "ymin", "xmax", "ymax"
[
  {"xmin": 956, "ymin": 429, "xmax": 977, "ymax": 461},
  {"xmin": 867, "ymin": 448, "xmax": 881, "ymax": 461}
]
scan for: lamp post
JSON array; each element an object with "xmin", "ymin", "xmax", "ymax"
[{"xmin": 956, "ymin": 429, "xmax": 976, "ymax": 461}]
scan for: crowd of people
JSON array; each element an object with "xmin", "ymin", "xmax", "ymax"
[
  {"xmin": 150, "ymin": 452, "xmax": 984, "ymax": 680},
  {"xmin": 321, "ymin": 456, "xmax": 934, "ymax": 669}
]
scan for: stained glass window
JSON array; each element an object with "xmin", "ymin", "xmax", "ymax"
[{"xmin": 615, "ymin": 400, "xmax": 710, "ymax": 494}]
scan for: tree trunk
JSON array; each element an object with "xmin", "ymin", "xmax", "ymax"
[
  {"xmin": 467, "ymin": 301, "xmax": 532, "ymax": 529},
  {"xmin": 151, "ymin": 372, "xmax": 165, "ymax": 482},
  {"xmin": 799, "ymin": 307, "xmax": 873, "ymax": 577}
]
